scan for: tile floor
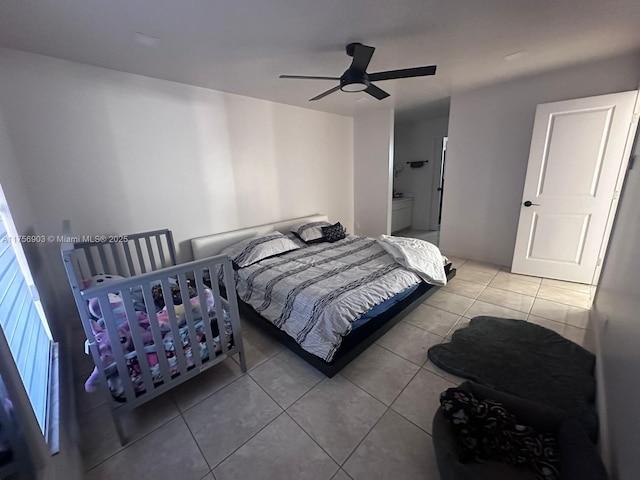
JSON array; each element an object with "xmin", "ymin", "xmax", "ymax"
[{"xmin": 74, "ymin": 258, "xmax": 596, "ymax": 480}]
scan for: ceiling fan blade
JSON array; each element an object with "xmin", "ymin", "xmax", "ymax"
[
  {"xmin": 351, "ymin": 43, "xmax": 375, "ymax": 71},
  {"xmin": 309, "ymin": 85, "xmax": 341, "ymax": 101},
  {"xmin": 365, "ymin": 84, "xmax": 390, "ymax": 100},
  {"xmin": 368, "ymin": 65, "xmax": 437, "ymax": 82},
  {"xmin": 280, "ymin": 75, "xmax": 340, "ymax": 80}
]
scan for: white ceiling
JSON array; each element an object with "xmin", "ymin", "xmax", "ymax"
[{"xmin": 1, "ymin": 0, "xmax": 639, "ymax": 119}]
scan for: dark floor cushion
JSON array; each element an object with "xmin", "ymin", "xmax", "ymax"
[{"xmin": 433, "ymin": 382, "xmax": 609, "ymax": 480}]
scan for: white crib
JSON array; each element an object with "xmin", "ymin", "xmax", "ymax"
[{"xmin": 61, "ymin": 229, "xmax": 246, "ymax": 444}]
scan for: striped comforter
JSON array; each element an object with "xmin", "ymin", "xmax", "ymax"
[{"xmin": 235, "ymin": 235, "xmax": 428, "ymax": 362}]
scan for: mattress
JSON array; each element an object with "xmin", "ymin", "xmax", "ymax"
[{"xmin": 233, "ymin": 234, "xmax": 444, "ymax": 361}]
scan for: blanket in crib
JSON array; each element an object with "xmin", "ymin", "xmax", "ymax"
[
  {"xmin": 84, "ymin": 280, "xmax": 232, "ymax": 399},
  {"xmin": 234, "ymin": 234, "xmax": 445, "ymax": 362}
]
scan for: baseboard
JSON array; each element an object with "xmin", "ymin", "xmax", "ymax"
[{"xmin": 591, "ymin": 307, "xmax": 613, "ymax": 477}]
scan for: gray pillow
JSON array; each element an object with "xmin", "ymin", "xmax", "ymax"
[
  {"xmin": 290, "ymin": 221, "xmax": 332, "ymax": 243},
  {"xmin": 221, "ymin": 231, "xmax": 300, "ymax": 268}
]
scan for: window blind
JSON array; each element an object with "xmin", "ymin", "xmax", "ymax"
[{"xmin": 0, "ymin": 212, "xmax": 52, "ymax": 435}]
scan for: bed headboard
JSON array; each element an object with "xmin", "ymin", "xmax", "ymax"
[{"xmin": 191, "ymin": 214, "xmax": 328, "ymax": 260}]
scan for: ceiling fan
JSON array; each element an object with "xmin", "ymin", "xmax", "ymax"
[{"xmin": 280, "ymin": 42, "xmax": 437, "ymax": 101}]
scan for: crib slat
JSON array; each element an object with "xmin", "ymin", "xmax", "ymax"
[
  {"xmin": 97, "ymin": 243, "xmax": 109, "ymax": 274},
  {"xmin": 84, "ymin": 246, "xmax": 97, "ymax": 276},
  {"xmin": 166, "ymin": 231, "xmax": 177, "ymax": 266},
  {"xmin": 155, "ymin": 235, "xmax": 167, "ymax": 269},
  {"xmin": 133, "ymin": 238, "xmax": 146, "ymax": 274},
  {"xmin": 98, "ymin": 294, "xmax": 136, "ymax": 403},
  {"xmin": 159, "ymin": 278, "xmax": 188, "ymax": 376},
  {"xmin": 123, "ymin": 242, "xmax": 136, "ymax": 277},
  {"xmin": 194, "ymin": 270, "xmax": 217, "ymax": 366},
  {"xmin": 211, "ymin": 262, "xmax": 229, "ymax": 357},
  {"xmin": 120, "ymin": 288, "xmax": 155, "ymax": 396},
  {"xmin": 222, "ymin": 259, "xmax": 244, "ymax": 359},
  {"xmin": 110, "ymin": 243, "xmax": 124, "ymax": 277},
  {"xmin": 140, "ymin": 284, "xmax": 172, "ymax": 389},
  {"xmin": 145, "ymin": 236, "xmax": 157, "ymax": 271},
  {"xmin": 177, "ymin": 273, "xmax": 202, "ymax": 369}
]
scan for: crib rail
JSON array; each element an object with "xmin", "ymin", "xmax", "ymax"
[
  {"xmin": 64, "ymin": 229, "xmax": 176, "ymax": 281},
  {"xmin": 61, "ymin": 229, "xmax": 245, "ymax": 444},
  {"xmin": 79, "ymin": 254, "xmax": 241, "ymax": 405}
]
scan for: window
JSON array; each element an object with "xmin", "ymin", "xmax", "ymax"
[{"xmin": 0, "ymin": 184, "xmax": 55, "ymax": 442}]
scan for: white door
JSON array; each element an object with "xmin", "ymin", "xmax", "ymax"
[{"xmin": 512, "ymin": 91, "xmax": 639, "ymax": 284}]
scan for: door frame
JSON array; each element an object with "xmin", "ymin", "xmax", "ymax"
[
  {"xmin": 592, "ymin": 92, "xmax": 640, "ymax": 285},
  {"xmin": 511, "ymin": 90, "xmax": 639, "ymax": 284}
]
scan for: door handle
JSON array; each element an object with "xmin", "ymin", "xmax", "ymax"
[{"xmin": 523, "ymin": 200, "xmax": 540, "ymax": 207}]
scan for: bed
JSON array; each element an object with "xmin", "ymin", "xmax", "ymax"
[
  {"xmin": 62, "ymin": 229, "xmax": 246, "ymax": 445},
  {"xmin": 191, "ymin": 214, "xmax": 456, "ymax": 376}
]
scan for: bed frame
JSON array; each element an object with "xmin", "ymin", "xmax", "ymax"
[
  {"xmin": 191, "ymin": 214, "xmax": 456, "ymax": 377},
  {"xmin": 192, "ymin": 214, "xmax": 456, "ymax": 377},
  {"xmin": 62, "ymin": 229, "xmax": 246, "ymax": 445}
]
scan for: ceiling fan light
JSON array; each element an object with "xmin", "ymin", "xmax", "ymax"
[{"xmin": 341, "ymin": 82, "xmax": 368, "ymax": 92}]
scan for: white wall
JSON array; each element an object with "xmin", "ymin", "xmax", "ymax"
[
  {"xmin": 394, "ymin": 115, "xmax": 448, "ymax": 230},
  {"xmin": 590, "ymin": 130, "xmax": 640, "ymax": 480},
  {"xmin": 440, "ymin": 53, "xmax": 640, "ymax": 266},
  {"xmin": 0, "ymin": 47, "xmax": 354, "ymax": 308},
  {"xmin": 353, "ymin": 109, "xmax": 394, "ymax": 237}
]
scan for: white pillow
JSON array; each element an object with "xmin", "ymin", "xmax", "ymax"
[
  {"xmin": 221, "ymin": 231, "xmax": 300, "ymax": 268},
  {"xmin": 290, "ymin": 221, "xmax": 332, "ymax": 243}
]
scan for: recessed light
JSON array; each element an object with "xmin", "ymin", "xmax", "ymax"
[{"xmin": 134, "ymin": 32, "xmax": 160, "ymax": 47}]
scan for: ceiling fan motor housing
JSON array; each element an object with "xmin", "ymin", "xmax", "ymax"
[{"xmin": 340, "ymin": 69, "xmax": 370, "ymax": 92}]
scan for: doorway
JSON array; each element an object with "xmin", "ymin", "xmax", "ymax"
[{"xmin": 512, "ymin": 90, "xmax": 639, "ymax": 284}]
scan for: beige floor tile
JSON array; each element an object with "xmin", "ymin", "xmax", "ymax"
[
  {"xmin": 541, "ymin": 278, "xmax": 591, "ymax": 294},
  {"xmin": 460, "ymin": 260, "xmax": 502, "ymax": 275},
  {"xmin": 530, "ymin": 298, "xmax": 590, "ymax": 328},
  {"xmin": 249, "ymin": 350, "xmax": 324, "ymax": 408},
  {"xmin": 84, "ymin": 417, "xmax": 209, "ymax": 480},
  {"xmin": 332, "ymin": 470, "xmax": 353, "ymax": 480},
  {"xmin": 391, "ymin": 369, "xmax": 455, "ymax": 433},
  {"xmin": 441, "ymin": 278, "xmax": 486, "ymax": 299},
  {"xmin": 79, "ymin": 394, "xmax": 180, "ymax": 470},
  {"xmin": 343, "ymin": 410, "xmax": 440, "ymax": 480},
  {"xmin": 489, "ymin": 272, "xmax": 541, "ymax": 296},
  {"xmin": 376, "ymin": 322, "xmax": 443, "ymax": 366},
  {"xmin": 341, "ymin": 344, "xmax": 420, "ymax": 406},
  {"xmin": 499, "ymin": 267, "xmax": 543, "ymax": 284},
  {"xmin": 453, "ymin": 267, "xmax": 497, "ymax": 285},
  {"xmin": 425, "ymin": 290, "xmax": 474, "ymax": 315},
  {"xmin": 172, "ymin": 358, "xmax": 244, "ymax": 412},
  {"xmin": 232, "ymin": 320, "xmax": 284, "ymax": 371},
  {"xmin": 403, "ymin": 304, "xmax": 461, "ymax": 337},
  {"xmin": 288, "ymin": 376, "xmax": 386, "ymax": 464},
  {"xmin": 536, "ymin": 284, "xmax": 591, "ymax": 309},
  {"xmin": 213, "ymin": 414, "xmax": 338, "ymax": 480},
  {"xmin": 464, "ymin": 300, "xmax": 528, "ymax": 321},
  {"xmin": 477, "ymin": 287, "xmax": 535, "ymax": 313},
  {"xmin": 183, "ymin": 375, "xmax": 282, "ymax": 467}
]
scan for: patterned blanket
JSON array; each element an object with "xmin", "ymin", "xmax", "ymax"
[{"xmin": 235, "ymin": 234, "xmax": 441, "ymax": 361}]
